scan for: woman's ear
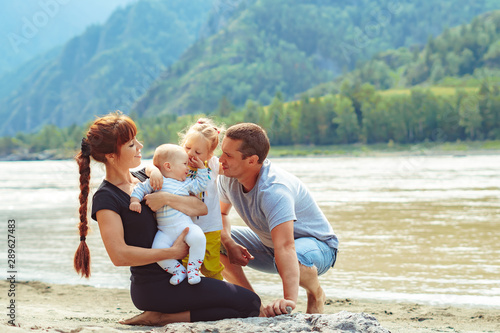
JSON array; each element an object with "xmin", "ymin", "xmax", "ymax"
[{"xmin": 105, "ymin": 153, "xmax": 116, "ymax": 164}]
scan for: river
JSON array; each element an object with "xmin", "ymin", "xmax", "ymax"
[{"xmin": 1, "ymin": 154, "xmax": 499, "ymax": 308}]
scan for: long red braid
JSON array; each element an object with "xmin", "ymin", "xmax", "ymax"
[{"xmin": 74, "ymin": 111, "xmax": 137, "ymax": 278}]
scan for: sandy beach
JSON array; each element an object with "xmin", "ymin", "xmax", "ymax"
[{"xmin": 1, "ymin": 280, "xmax": 498, "ymax": 333}]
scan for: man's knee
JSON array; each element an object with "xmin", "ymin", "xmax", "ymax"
[
  {"xmin": 299, "ymin": 263, "xmax": 319, "ymax": 276},
  {"xmin": 298, "ymin": 264, "xmax": 321, "ymax": 289},
  {"xmin": 295, "ymin": 238, "xmax": 336, "ymax": 276}
]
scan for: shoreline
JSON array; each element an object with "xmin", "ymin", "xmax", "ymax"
[
  {"xmin": 1, "ymin": 141, "xmax": 500, "ymax": 161},
  {"xmin": 2, "ymin": 148, "xmax": 500, "ymax": 162},
  {"xmin": 1, "ymin": 280, "xmax": 499, "ymax": 333}
]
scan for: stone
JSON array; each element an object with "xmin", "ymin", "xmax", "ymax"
[{"xmin": 153, "ymin": 311, "xmax": 390, "ymax": 333}]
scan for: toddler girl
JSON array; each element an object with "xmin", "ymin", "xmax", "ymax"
[
  {"xmin": 130, "ymin": 144, "xmax": 208, "ymax": 285},
  {"xmin": 150, "ymin": 118, "xmax": 225, "ymax": 280}
]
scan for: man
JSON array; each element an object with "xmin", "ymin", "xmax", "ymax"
[{"xmin": 218, "ymin": 123, "xmax": 339, "ymax": 317}]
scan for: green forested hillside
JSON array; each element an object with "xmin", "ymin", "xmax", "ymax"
[
  {"xmin": 238, "ymin": 11, "xmax": 500, "ymax": 145},
  {"xmin": 132, "ymin": 0, "xmax": 500, "ymax": 118},
  {"xmin": 1, "ymin": 0, "xmax": 499, "ymax": 137},
  {"xmin": 2, "ymin": 0, "xmax": 500, "ymax": 153},
  {"xmin": 306, "ymin": 10, "xmax": 500, "ymax": 96},
  {"xmin": 0, "ymin": 0, "xmax": 212, "ymax": 136},
  {"xmin": 3, "ymin": 80, "xmax": 499, "ymax": 159}
]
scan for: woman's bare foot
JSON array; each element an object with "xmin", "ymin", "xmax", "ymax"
[
  {"xmin": 120, "ymin": 310, "xmax": 190, "ymax": 326},
  {"xmin": 119, "ymin": 311, "xmax": 161, "ymax": 326},
  {"xmin": 306, "ymin": 287, "xmax": 326, "ymax": 314}
]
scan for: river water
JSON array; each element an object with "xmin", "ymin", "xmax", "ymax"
[{"xmin": 1, "ymin": 154, "xmax": 499, "ymax": 308}]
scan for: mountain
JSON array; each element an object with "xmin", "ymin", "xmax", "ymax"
[
  {"xmin": 131, "ymin": 0, "xmax": 500, "ymax": 118},
  {"xmin": 2, "ymin": 0, "xmax": 500, "ymax": 137},
  {"xmin": 4, "ymin": 7, "xmax": 500, "ymax": 156},
  {"xmin": 0, "ymin": 0, "xmax": 139, "ymax": 76},
  {"xmin": 0, "ymin": 0, "xmax": 212, "ymax": 136},
  {"xmin": 304, "ymin": 10, "xmax": 500, "ymax": 97}
]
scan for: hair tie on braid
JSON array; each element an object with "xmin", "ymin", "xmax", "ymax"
[
  {"xmin": 80, "ymin": 235, "xmax": 86, "ymax": 241},
  {"xmin": 81, "ymin": 138, "xmax": 91, "ymax": 157}
]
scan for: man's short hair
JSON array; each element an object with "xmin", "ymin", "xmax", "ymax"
[{"xmin": 225, "ymin": 123, "xmax": 270, "ymax": 164}]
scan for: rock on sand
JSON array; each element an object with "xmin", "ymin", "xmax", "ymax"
[{"xmin": 154, "ymin": 311, "xmax": 390, "ymax": 333}]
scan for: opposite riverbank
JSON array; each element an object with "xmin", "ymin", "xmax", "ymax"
[
  {"xmin": 1, "ymin": 280, "xmax": 499, "ymax": 333},
  {"xmin": 2, "ymin": 140, "xmax": 500, "ymax": 161}
]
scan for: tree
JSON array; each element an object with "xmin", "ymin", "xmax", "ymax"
[
  {"xmin": 332, "ymin": 95, "xmax": 360, "ymax": 144},
  {"xmin": 267, "ymin": 93, "xmax": 286, "ymax": 144},
  {"xmin": 459, "ymin": 95, "xmax": 482, "ymax": 140},
  {"xmin": 477, "ymin": 80, "xmax": 500, "ymax": 139},
  {"xmin": 298, "ymin": 94, "xmax": 317, "ymax": 144},
  {"xmin": 0, "ymin": 137, "xmax": 18, "ymax": 155},
  {"xmin": 339, "ymin": 80, "xmax": 363, "ymax": 127},
  {"xmin": 216, "ymin": 96, "xmax": 235, "ymax": 117},
  {"xmin": 316, "ymin": 95, "xmax": 337, "ymax": 145},
  {"xmin": 483, "ymin": 40, "xmax": 500, "ymax": 68},
  {"xmin": 434, "ymin": 94, "xmax": 461, "ymax": 142},
  {"xmin": 458, "ymin": 48, "xmax": 476, "ymax": 75},
  {"xmin": 429, "ymin": 59, "xmax": 445, "ymax": 83},
  {"xmin": 243, "ymin": 99, "xmax": 261, "ymax": 124},
  {"xmin": 361, "ymin": 97, "xmax": 393, "ymax": 144}
]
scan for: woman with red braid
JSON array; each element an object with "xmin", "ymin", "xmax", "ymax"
[{"xmin": 74, "ymin": 111, "xmax": 260, "ymax": 326}]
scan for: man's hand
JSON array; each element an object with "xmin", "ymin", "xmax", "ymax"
[
  {"xmin": 226, "ymin": 242, "xmax": 254, "ymax": 266},
  {"xmin": 262, "ymin": 299, "xmax": 296, "ymax": 317}
]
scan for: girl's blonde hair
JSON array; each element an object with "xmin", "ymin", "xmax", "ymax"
[{"xmin": 179, "ymin": 118, "xmax": 225, "ymax": 153}]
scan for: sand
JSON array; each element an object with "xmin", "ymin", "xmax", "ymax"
[{"xmin": 1, "ymin": 280, "xmax": 499, "ymax": 333}]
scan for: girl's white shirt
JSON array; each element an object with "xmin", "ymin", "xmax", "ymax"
[{"xmin": 189, "ymin": 156, "xmax": 223, "ymax": 232}]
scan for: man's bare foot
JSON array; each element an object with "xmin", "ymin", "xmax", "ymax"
[
  {"xmin": 120, "ymin": 310, "xmax": 190, "ymax": 326},
  {"xmin": 306, "ymin": 287, "xmax": 326, "ymax": 314}
]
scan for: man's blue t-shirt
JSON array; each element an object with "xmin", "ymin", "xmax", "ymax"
[{"xmin": 218, "ymin": 159, "xmax": 338, "ymax": 249}]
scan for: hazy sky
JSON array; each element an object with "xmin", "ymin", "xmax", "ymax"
[
  {"xmin": 0, "ymin": 0, "xmax": 139, "ymax": 73},
  {"xmin": 0, "ymin": 0, "xmax": 139, "ymax": 33}
]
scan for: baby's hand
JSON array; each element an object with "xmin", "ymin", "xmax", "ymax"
[
  {"xmin": 150, "ymin": 168, "xmax": 163, "ymax": 191},
  {"xmin": 189, "ymin": 156, "xmax": 205, "ymax": 169},
  {"xmin": 129, "ymin": 201, "xmax": 142, "ymax": 213}
]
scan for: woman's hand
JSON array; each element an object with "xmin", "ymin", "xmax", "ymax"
[
  {"xmin": 144, "ymin": 192, "xmax": 170, "ymax": 212},
  {"xmin": 170, "ymin": 227, "xmax": 189, "ymax": 259},
  {"xmin": 144, "ymin": 192, "xmax": 207, "ymax": 216}
]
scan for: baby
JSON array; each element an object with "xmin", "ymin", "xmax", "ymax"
[{"xmin": 130, "ymin": 144, "xmax": 208, "ymax": 285}]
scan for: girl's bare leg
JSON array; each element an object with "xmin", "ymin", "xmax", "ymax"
[{"xmin": 120, "ymin": 310, "xmax": 190, "ymax": 326}]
